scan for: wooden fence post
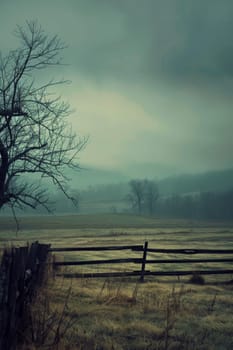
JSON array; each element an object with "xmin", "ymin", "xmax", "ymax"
[
  {"xmin": 0, "ymin": 242, "xmax": 51, "ymax": 350},
  {"xmin": 0, "ymin": 250, "xmax": 12, "ymax": 350},
  {"xmin": 140, "ymin": 241, "xmax": 148, "ymax": 282}
]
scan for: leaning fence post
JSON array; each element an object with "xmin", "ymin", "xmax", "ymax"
[{"xmin": 140, "ymin": 241, "xmax": 148, "ymax": 282}]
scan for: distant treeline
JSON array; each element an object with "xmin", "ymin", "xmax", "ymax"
[
  {"xmin": 16, "ymin": 185, "xmax": 233, "ymax": 221},
  {"xmin": 79, "ymin": 168, "xmax": 233, "ymax": 200},
  {"xmin": 156, "ymin": 190, "xmax": 233, "ymax": 221},
  {"xmin": 158, "ymin": 168, "xmax": 233, "ymax": 195},
  {"xmin": 2, "ymin": 169, "xmax": 233, "ymax": 221}
]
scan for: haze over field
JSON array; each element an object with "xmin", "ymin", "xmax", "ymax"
[
  {"xmin": 1, "ymin": 5, "xmax": 233, "ymax": 350},
  {"xmin": 1, "ymin": 0, "xmax": 233, "ymax": 182}
]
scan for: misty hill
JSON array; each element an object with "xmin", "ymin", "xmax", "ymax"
[
  {"xmin": 66, "ymin": 166, "xmax": 130, "ymax": 190},
  {"xmin": 2, "ymin": 167, "xmax": 233, "ymax": 216},
  {"xmin": 65, "ymin": 161, "xmax": 180, "ymax": 190},
  {"xmin": 68, "ymin": 166, "xmax": 233, "ymax": 196},
  {"xmin": 122, "ymin": 162, "xmax": 180, "ymax": 179},
  {"xmin": 78, "ymin": 167, "xmax": 233, "ymax": 199},
  {"xmin": 67, "ymin": 167, "xmax": 233, "ymax": 216},
  {"xmin": 158, "ymin": 168, "xmax": 233, "ymax": 195}
]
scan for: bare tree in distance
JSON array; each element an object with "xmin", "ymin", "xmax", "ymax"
[
  {"xmin": 144, "ymin": 179, "xmax": 159, "ymax": 216},
  {"xmin": 128, "ymin": 179, "xmax": 145, "ymax": 214},
  {"xmin": 0, "ymin": 21, "xmax": 87, "ymax": 217},
  {"xmin": 127, "ymin": 179, "xmax": 159, "ymax": 216}
]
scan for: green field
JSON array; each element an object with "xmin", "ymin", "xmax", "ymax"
[{"xmin": 1, "ymin": 214, "xmax": 233, "ymax": 349}]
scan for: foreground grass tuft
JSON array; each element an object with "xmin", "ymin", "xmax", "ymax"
[{"xmin": 19, "ymin": 276, "xmax": 233, "ymax": 350}]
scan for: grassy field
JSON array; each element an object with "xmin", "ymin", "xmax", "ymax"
[{"xmin": 1, "ymin": 214, "xmax": 233, "ymax": 349}]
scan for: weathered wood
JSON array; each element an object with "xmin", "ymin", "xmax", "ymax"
[
  {"xmin": 37, "ymin": 243, "xmax": 51, "ymax": 286},
  {"xmin": 59, "ymin": 269, "xmax": 233, "ymax": 279},
  {"xmin": 0, "ymin": 250, "xmax": 12, "ymax": 350},
  {"xmin": 145, "ymin": 248, "xmax": 233, "ymax": 254},
  {"xmin": 50, "ymin": 245, "xmax": 233, "ymax": 254},
  {"xmin": 51, "ymin": 242, "xmax": 233, "ymax": 282},
  {"xmin": 49, "ymin": 245, "xmax": 143, "ymax": 252},
  {"xmin": 146, "ymin": 258, "xmax": 233, "ymax": 264},
  {"xmin": 140, "ymin": 241, "xmax": 148, "ymax": 282},
  {"xmin": 0, "ymin": 242, "xmax": 51, "ymax": 350},
  {"xmin": 53, "ymin": 257, "xmax": 233, "ymax": 269}
]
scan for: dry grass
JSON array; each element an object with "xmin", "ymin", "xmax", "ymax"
[
  {"xmin": 0, "ymin": 214, "xmax": 233, "ymax": 349},
  {"xmin": 19, "ymin": 276, "xmax": 233, "ymax": 350}
]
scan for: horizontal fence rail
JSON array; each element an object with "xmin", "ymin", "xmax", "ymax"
[
  {"xmin": 53, "ymin": 257, "xmax": 233, "ymax": 266},
  {"xmin": 59, "ymin": 269, "xmax": 233, "ymax": 279},
  {"xmin": 144, "ymin": 258, "xmax": 233, "ymax": 263},
  {"xmin": 50, "ymin": 247, "xmax": 233, "ymax": 254},
  {"xmin": 144, "ymin": 248, "xmax": 233, "ymax": 254},
  {"xmin": 49, "ymin": 245, "xmax": 143, "ymax": 252},
  {"xmin": 50, "ymin": 242, "xmax": 233, "ymax": 281}
]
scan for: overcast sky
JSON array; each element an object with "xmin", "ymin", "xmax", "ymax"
[{"xmin": 1, "ymin": 0, "xmax": 233, "ymax": 178}]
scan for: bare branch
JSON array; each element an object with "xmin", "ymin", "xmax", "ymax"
[{"xmin": 0, "ymin": 21, "xmax": 87, "ymax": 216}]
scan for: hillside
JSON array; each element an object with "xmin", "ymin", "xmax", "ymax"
[{"xmin": 158, "ymin": 168, "xmax": 233, "ymax": 195}]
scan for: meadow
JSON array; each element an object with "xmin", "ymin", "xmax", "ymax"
[{"xmin": 0, "ymin": 214, "xmax": 233, "ymax": 349}]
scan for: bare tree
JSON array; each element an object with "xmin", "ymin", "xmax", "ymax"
[
  {"xmin": 144, "ymin": 179, "xmax": 159, "ymax": 216},
  {"xmin": 128, "ymin": 179, "xmax": 145, "ymax": 214},
  {"xmin": 127, "ymin": 179, "xmax": 159, "ymax": 216},
  {"xmin": 0, "ymin": 21, "xmax": 87, "ymax": 215}
]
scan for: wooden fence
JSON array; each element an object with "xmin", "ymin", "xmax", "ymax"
[
  {"xmin": 0, "ymin": 240, "xmax": 232, "ymax": 349},
  {"xmin": 50, "ymin": 242, "xmax": 233, "ymax": 281},
  {"xmin": 0, "ymin": 242, "xmax": 51, "ymax": 350}
]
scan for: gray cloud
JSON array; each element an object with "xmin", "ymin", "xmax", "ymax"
[
  {"xmin": 0, "ymin": 0, "xmax": 233, "ymax": 176},
  {"xmin": 65, "ymin": 0, "xmax": 233, "ymax": 84},
  {"xmin": 1, "ymin": 0, "xmax": 233, "ymax": 83}
]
